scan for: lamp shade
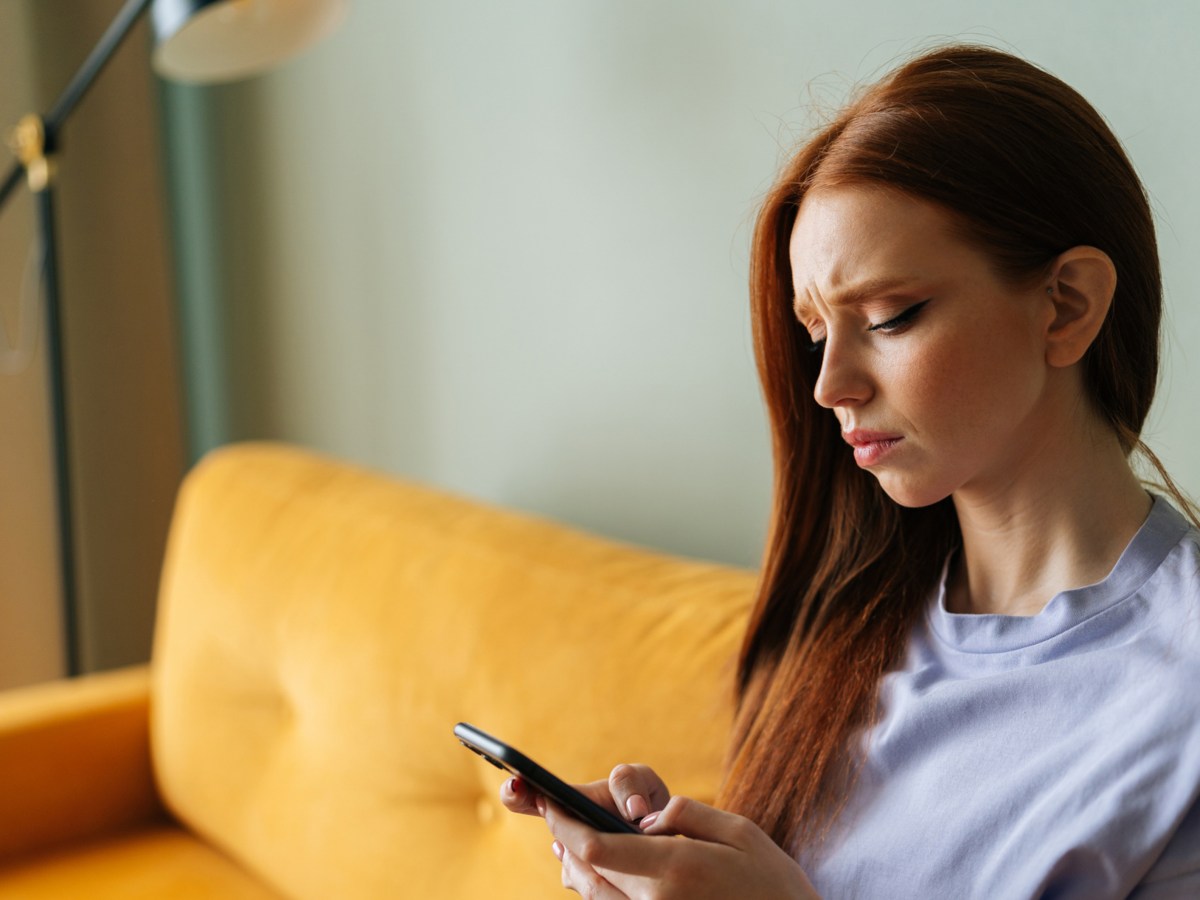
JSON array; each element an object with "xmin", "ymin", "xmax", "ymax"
[{"xmin": 151, "ymin": 0, "xmax": 349, "ymax": 83}]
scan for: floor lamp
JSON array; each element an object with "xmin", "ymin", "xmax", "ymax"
[{"xmin": 1, "ymin": 0, "xmax": 348, "ymax": 676}]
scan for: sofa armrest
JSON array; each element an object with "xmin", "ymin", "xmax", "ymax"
[{"xmin": 0, "ymin": 665, "xmax": 166, "ymax": 864}]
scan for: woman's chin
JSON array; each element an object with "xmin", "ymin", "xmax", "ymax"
[{"xmin": 873, "ymin": 474, "xmax": 952, "ymax": 510}]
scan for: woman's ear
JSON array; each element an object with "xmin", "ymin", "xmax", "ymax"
[{"xmin": 1044, "ymin": 246, "xmax": 1117, "ymax": 368}]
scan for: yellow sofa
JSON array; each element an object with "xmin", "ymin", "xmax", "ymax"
[{"xmin": 0, "ymin": 443, "xmax": 755, "ymax": 898}]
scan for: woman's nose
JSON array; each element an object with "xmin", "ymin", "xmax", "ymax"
[{"xmin": 812, "ymin": 336, "xmax": 873, "ymax": 410}]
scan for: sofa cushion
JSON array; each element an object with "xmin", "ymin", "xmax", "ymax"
[
  {"xmin": 0, "ymin": 826, "xmax": 280, "ymax": 899},
  {"xmin": 152, "ymin": 443, "xmax": 755, "ymax": 899}
]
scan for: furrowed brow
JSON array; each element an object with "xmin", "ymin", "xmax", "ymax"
[{"xmin": 792, "ymin": 276, "xmax": 923, "ymax": 320}]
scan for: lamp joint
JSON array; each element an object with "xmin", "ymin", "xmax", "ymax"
[{"xmin": 9, "ymin": 114, "xmax": 54, "ymax": 193}]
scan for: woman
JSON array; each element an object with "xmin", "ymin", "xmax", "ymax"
[{"xmin": 503, "ymin": 45, "xmax": 1200, "ymax": 898}]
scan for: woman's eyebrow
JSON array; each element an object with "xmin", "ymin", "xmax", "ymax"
[{"xmin": 792, "ymin": 276, "xmax": 924, "ymax": 319}]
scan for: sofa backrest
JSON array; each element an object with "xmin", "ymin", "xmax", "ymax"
[{"xmin": 150, "ymin": 443, "xmax": 756, "ymax": 899}]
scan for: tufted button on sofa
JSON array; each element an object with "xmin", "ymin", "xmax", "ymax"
[{"xmin": 0, "ymin": 443, "xmax": 754, "ymax": 898}]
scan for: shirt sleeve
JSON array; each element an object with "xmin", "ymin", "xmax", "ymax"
[{"xmin": 1130, "ymin": 791, "xmax": 1200, "ymax": 898}]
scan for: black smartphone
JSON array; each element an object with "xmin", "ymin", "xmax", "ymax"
[{"xmin": 454, "ymin": 722, "xmax": 641, "ymax": 835}]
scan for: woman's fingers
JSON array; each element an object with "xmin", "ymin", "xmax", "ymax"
[
  {"xmin": 607, "ymin": 764, "xmax": 671, "ymax": 824},
  {"xmin": 543, "ymin": 799, "xmax": 669, "ymax": 878},
  {"xmin": 546, "ymin": 795, "xmax": 822, "ymax": 900},
  {"xmin": 555, "ymin": 840, "xmax": 630, "ymax": 898},
  {"xmin": 640, "ymin": 795, "xmax": 756, "ymax": 845},
  {"xmin": 498, "ymin": 763, "xmax": 670, "ymax": 826},
  {"xmin": 499, "ymin": 776, "xmax": 541, "ymax": 815},
  {"xmin": 500, "ymin": 776, "xmax": 623, "ymax": 818}
]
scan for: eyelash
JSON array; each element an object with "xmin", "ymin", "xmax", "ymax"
[
  {"xmin": 868, "ymin": 299, "xmax": 930, "ymax": 333},
  {"xmin": 807, "ymin": 299, "xmax": 930, "ymax": 355}
]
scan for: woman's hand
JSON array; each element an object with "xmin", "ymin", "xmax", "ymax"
[
  {"xmin": 499, "ymin": 767, "xmax": 819, "ymax": 899},
  {"xmin": 546, "ymin": 794, "xmax": 819, "ymax": 899},
  {"xmin": 500, "ymin": 763, "xmax": 672, "ymax": 825}
]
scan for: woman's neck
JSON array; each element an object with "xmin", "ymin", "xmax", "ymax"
[{"xmin": 945, "ymin": 414, "xmax": 1152, "ymax": 617}]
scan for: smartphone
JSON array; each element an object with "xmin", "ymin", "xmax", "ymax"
[{"xmin": 454, "ymin": 722, "xmax": 641, "ymax": 835}]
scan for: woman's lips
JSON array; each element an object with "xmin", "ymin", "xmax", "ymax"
[{"xmin": 843, "ymin": 430, "xmax": 903, "ymax": 467}]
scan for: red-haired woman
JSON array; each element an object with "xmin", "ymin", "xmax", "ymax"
[{"xmin": 503, "ymin": 45, "xmax": 1200, "ymax": 898}]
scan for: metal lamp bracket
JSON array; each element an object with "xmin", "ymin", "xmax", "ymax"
[{"xmin": 9, "ymin": 114, "xmax": 53, "ymax": 194}]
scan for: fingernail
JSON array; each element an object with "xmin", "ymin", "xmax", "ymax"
[
  {"xmin": 505, "ymin": 777, "xmax": 517, "ymax": 795},
  {"xmin": 626, "ymin": 794, "xmax": 649, "ymax": 821},
  {"xmin": 639, "ymin": 811, "xmax": 660, "ymax": 830},
  {"xmin": 535, "ymin": 796, "xmax": 546, "ymax": 816},
  {"xmin": 552, "ymin": 840, "xmax": 564, "ymax": 861}
]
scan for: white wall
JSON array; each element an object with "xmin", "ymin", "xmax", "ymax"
[{"xmin": 179, "ymin": 0, "xmax": 1199, "ymax": 568}]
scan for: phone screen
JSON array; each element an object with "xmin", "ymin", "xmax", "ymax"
[{"xmin": 454, "ymin": 722, "xmax": 641, "ymax": 835}]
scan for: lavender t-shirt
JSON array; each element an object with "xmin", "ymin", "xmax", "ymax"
[{"xmin": 804, "ymin": 496, "xmax": 1200, "ymax": 899}]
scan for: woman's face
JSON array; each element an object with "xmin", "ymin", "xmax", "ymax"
[{"xmin": 789, "ymin": 185, "xmax": 1058, "ymax": 508}]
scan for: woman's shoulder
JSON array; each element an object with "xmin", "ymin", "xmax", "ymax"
[
  {"xmin": 1140, "ymin": 495, "xmax": 1200, "ymax": 601},
  {"xmin": 1126, "ymin": 498, "xmax": 1200, "ymax": 692}
]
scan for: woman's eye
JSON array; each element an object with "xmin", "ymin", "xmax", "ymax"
[{"xmin": 867, "ymin": 299, "xmax": 930, "ymax": 334}]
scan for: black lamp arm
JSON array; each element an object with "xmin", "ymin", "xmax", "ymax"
[
  {"xmin": 2, "ymin": 0, "xmax": 154, "ymax": 203},
  {"xmin": 0, "ymin": 159, "xmax": 22, "ymax": 208}
]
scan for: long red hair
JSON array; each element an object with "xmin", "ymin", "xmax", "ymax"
[{"xmin": 717, "ymin": 45, "xmax": 1170, "ymax": 852}]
